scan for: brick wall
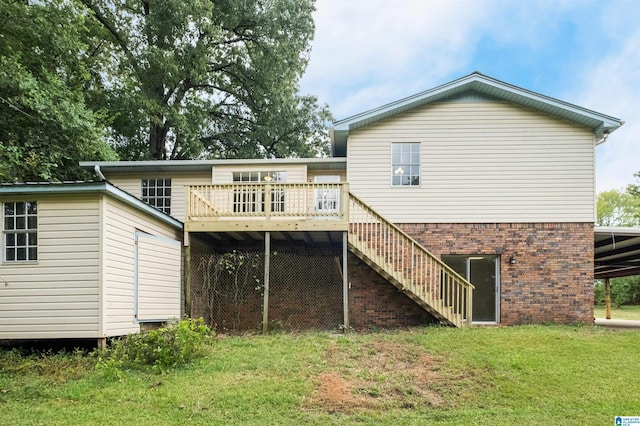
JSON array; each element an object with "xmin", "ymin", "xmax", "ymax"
[
  {"xmin": 397, "ymin": 223, "xmax": 594, "ymax": 325},
  {"xmin": 347, "ymin": 253, "xmax": 438, "ymax": 329}
]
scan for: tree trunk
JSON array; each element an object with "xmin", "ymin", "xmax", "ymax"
[{"xmin": 149, "ymin": 121, "xmax": 169, "ymax": 160}]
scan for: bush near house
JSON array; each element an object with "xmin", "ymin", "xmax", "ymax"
[{"xmin": 99, "ymin": 318, "xmax": 214, "ymax": 373}]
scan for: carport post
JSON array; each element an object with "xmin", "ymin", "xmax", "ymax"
[
  {"xmin": 262, "ymin": 231, "xmax": 270, "ymax": 333},
  {"xmin": 605, "ymin": 277, "xmax": 611, "ymax": 320}
]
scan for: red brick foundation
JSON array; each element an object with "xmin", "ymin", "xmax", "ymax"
[
  {"xmin": 347, "ymin": 253, "xmax": 438, "ymax": 329},
  {"xmin": 397, "ymin": 223, "xmax": 594, "ymax": 325}
]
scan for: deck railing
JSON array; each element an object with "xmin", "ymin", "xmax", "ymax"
[
  {"xmin": 186, "ymin": 184, "xmax": 473, "ymax": 326},
  {"xmin": 187, "ymin": 183, "xmax": 349, "ymax": 221},
  {"xmin": 348, "ymin": 193, "xmax": 473, "ymax": 327}
]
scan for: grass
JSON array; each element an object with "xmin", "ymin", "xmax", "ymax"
[
  {"xmin": 594, "ymin": 304, "xmax": 640, "ymax": 320},
  {"xmin": 1, "ymin": 326, "xmax": 639, "ymax": 425}
]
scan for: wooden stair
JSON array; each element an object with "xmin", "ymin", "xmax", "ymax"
[{"xmin": 348, "ymin": 193, "xmax": 473, "ymax": 327}]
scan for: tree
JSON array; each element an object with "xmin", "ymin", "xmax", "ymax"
[
  {"xmin": 627, "ymin": 172, "xmax": 640, "ymax": 224},
  {"xmin": 0, "ymin": 0, "xmax": 117, "ymax": 182},
  {"xmin": 628, "ymin": 172, "xmax": 640, "ymax": 198},
  {"xmin": 80, "ymin": 0, "xmax": 331, "ymax": 160},
  {"xmin": 596, "ymin": 189, "xmax": 640, "ymax": 227}
]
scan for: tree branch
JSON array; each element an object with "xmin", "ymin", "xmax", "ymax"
[{"xmin": 80, "ymin": 1, "xmax": 141, "ymax": 76}]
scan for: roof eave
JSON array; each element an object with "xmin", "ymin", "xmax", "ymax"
[
  {"xmin": 80, "ymin": 157, "xmax": 347, "ymax": 173},
  {"xmin": 331, "ymin": 72, "xmax": 624, "ymax": 152},
  {"xmin": 0, "ymin": 182, "xmax": 183, "ymax": 230}
]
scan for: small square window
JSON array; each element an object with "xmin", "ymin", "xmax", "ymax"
[{"xmin": 141, "ymin": 179, "xmax": 172, "ymax": 215}]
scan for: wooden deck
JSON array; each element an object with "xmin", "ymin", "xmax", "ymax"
[
  {"xmin": 185, "ymin": 184, "xmax": 474, "ymax": 327},
  {"xmin": 185, "ymin": 183, "xmax": 350, "ymax": 232}
]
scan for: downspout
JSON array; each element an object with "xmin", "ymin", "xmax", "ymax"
[{"xmin": 94, "ymin": 165, "xmax": 107, "ymax": 181}]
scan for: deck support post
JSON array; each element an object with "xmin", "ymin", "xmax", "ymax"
[
  {"xmin": 342, "ymin": 231, "xmax": 349, "ymax": 331},
  {"xmin": 605, "ymin": 277, "xmax": 611, "ymax": 320},
  {"xmin": 184, "ymin": 232, "xmax": 191, "ymax": 318},
  {"xmin": 262, "ymin": 231, "xmax": 271, "ymax": 333}
]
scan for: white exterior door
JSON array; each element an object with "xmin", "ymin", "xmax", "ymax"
[{"xmin": 314, "ymin": 175, "xmax": 341, "ymax": 216}]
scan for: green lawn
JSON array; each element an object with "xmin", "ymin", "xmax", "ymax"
[
  {"xmin": 594, "ymin": 304, "xmax": 640, "ymax": 320},
  {"xmin": 1, "ymin": 326, "xmax": 639, "ymax": 425}
]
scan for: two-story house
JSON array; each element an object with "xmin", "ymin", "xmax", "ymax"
[{"xmin": 0, "ymin": 72, "xmax": 623, "ymax": 343}]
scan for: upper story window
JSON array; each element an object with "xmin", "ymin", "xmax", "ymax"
[
  {"xmin": 232, "ymin": 171, "xmax": 287, "ymax": 183},
  {"xmin": 232, "ymin": 172, "xmax": 287, "ymax": 213},
  {"xmin": 3, "ymin": 201, "xmax": 38, "ymax": 262},
  {"xmin": 142, "ymin": 178, "xmax": 171, "ymax": 214},
  {"xmin": 392, "ymin": 143, "xmax": 420, "ymax": 186}
]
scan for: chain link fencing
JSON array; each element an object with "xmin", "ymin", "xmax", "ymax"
[{"xmin": 190, "ymin": 248, "xmax": 344, "ymax": 332}]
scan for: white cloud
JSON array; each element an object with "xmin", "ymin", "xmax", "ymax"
[
  {"xmin": 302, "ymin": 0, "xmax": 495, "ymax": 117},
  {"xmin": 301, "ymin": 0, "xmax": 640, "ymax": 190},
  {"xmin": 572, "ymin": 23, "xmax": 640, "ymax": 192}
]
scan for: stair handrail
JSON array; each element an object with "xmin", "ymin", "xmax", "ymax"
[{"xmin": 348, "ymin": 192, "xmax": 474, "ymax": 326}]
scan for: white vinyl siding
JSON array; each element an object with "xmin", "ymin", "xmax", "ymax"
[
  {"xmin": 102, "ymin": 197, "xmax": 182, "ymax": 336},
  {"xmin": 108, "ymin": 172, "xmax": 211, "ymax": 221},
  {"xmin": 347, "ymin": 100, "xmax": 595, "ymax": 223},
  {"xmin": 307, "ymin": 170, "xmax": 347, "ymax": 182},
  {"xmin": 135, "ymin": 232, "xmax": 181, "ymax": 321},
  {"xmin": 0, "ymin": 196, "xmax": 100, "ymax": 339}
]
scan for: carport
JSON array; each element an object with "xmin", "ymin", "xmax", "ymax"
[{"xmin": 594, "ymin": 226, "xmax": 640, "ymax": 320}]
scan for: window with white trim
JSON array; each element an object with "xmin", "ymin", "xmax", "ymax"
[
  {"xmin": 392, "ymin": 142, "xmax": 420, "ymax": 186},
  {"xmin": 232, "ymin": 171, "xmax": 287, "ymax": 213},
  {"xmin": 232, "ymin": 171, "xmax": 287, "ymax": 183},
  {"xmin": 3, "ymin": 201, "xmax": 38, "ymax": 262},
  {"xmin": 141, "ymin": 178, "xmax": 171, "ymax": 214}
]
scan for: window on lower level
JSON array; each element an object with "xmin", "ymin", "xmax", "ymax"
[
  {"xmin": 142, "ymin": 178, "xmax": 171, "ymax": 214},
  {"xmin": 392, "ymin": 142, "xmax": 420, "ymax": 186},
  {"xmin": 3, "ymin": 201, "xmax": 38, "ymax": 262}
]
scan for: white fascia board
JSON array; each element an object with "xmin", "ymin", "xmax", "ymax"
[
  {"xmin": 595, "ymin": 226, "xmax": 640, "ymax": 236},
  {"xmin": 80, "ymin": 157, "xmax": 345, "ymax": 171},
  {"xmin": 331, "ymin": 72, "xmax": 623, "ymax": 145}
]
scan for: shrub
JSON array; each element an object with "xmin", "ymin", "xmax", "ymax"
[{"xmin": 101, "ymin": 318, "xmax": 213, "ymax": 373}]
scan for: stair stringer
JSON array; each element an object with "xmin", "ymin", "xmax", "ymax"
[{"xmin": 348, "ymin": 193, "xmax": 473, "ymax": 328}]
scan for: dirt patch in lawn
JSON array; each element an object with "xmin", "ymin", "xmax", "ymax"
[{"xmin": 304, "ymin": 339, "xmax": 470, "ymax": 413}]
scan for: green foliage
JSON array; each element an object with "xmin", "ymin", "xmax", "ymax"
[
  {"xmin": 100, "ymin": 318, "xmax": 214, "ymax": 373},
  {"xmin": 594, "ymin": 276, "xmax": 640, "ymax": 306},
  {"xmin": 199, "ymin": 250, "xmax": 264, "ymax": 329},
  {"xmin": 80, "ymin": 0, "xmax": 330, "ymax": 160},
  {"xmin": 0, "ymin": 0, "xmax": 117, "ymax": 182},
  {"xmin": 0, "ymin": 348, "xmax": 96, "ymax": 384},
  {"xmin": 628, "ymin": 172, "xmax": 640, "ymax": 198},
  {"xmin": 2, "ymin": 328, "xmax": 640, "ymax": 424},
  {"xmin": 596, "ymin": 189, "xmax": 640, "ymax": 226}
]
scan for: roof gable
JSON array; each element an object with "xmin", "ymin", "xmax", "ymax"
[{"xmin": 331, "ymin": 72, "xmax": 623, "ymax": 156}]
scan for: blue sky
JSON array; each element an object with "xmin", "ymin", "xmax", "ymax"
[{"xmin": 299, "ymin": 0, "xmax": 640, "ymax": 193}]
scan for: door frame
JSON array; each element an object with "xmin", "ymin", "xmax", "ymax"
[
  {"xmin": 442, "ymin": 254, "xmax": 500, "ymax": 324},
  {"xmin": 313, "ymin": 175, "xmax": 341, "ymax": 216}
]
